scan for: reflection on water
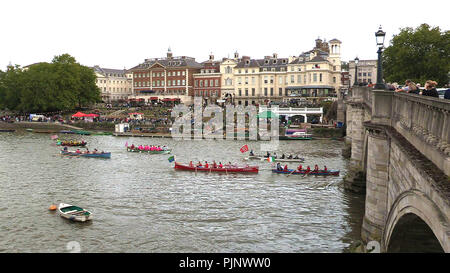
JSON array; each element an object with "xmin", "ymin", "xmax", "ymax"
[{"xmin": 0, "ymin": 132, "xmax": 365, "ymax": 252}]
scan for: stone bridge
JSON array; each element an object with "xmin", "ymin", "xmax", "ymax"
[{"xmin": 344, "ymin": 86, "xmax": 450, "ymax": 252}]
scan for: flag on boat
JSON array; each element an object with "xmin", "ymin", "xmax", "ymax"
[
  {"xmin": 240, "ymin": 144, "xmax": 249, "ymax": 153},
  {"xmin": 267, "ymin": 156, "xmax": 275, "ymax": 162},
  {"xmin": 50, "ymin": 135, "xmax": 58, "ymax": 140},
  {"xmin": 168, "ymin": 155, "xmax": 175, "ymax": 163}
]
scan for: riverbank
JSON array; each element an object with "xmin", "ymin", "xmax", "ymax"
[{"xmin": 0, "ymin": 121, "xmax": 82, "ymax": 132}]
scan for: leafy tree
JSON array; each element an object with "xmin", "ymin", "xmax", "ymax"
[
  {"xmin": 0, "ymin": 54, "xmax": 100, "ymax": 113},
  {"xmin": 383, "ymin": 24, "xmax": 450, "ymax": 86}
]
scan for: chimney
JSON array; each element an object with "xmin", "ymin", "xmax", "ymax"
[
  {"xmin": 167, "ymin": 47, "xmax": 173, "ymax": 59},
  {"xmin": 273, "ymin": 53, "xmax": 278, "ymax": 59}
]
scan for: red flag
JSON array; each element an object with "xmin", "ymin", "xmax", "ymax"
[{"xmin": 240, "ymin": 144, "xmax": 249, "ymax": 153}]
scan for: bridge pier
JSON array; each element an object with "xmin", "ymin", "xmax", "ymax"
[{"xmin": 361, "ymin": 125, "xmax": 390, "ymax": 244}]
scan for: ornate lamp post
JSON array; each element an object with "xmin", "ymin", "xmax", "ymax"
[
  {"xmin": 374, "ymin": 26, "xmax": 386, "ymax": 89},
  {"xmin": 353, "ymin": 57, "xmax": 359, "ymax": 86}
]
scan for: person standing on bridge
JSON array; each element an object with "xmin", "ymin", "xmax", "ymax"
[{"xmin": 422, "ymin": 80, "xmax": 439, "ymax": 98}]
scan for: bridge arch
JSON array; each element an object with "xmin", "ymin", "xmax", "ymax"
[{"xmin": 383, "ymin": 189, "xmax": 449, "ymax": 252}]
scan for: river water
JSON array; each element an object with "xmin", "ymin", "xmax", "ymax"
[{"xmin": 0, "ymin": 132, "xmax": 365, "ymax": 252}]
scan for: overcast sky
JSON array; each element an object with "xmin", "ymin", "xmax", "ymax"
[{"xmin": 1, "ymin": 0, "xmax": 448, "ymax": 70}]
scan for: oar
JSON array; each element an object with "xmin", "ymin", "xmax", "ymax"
[
  {"xmin": 287, "ymin": 169, "xmax": 296, "ymax": 177},
  {"xmin": 302, "ymin": 170, "xmax": 310, "ymax": 177}
]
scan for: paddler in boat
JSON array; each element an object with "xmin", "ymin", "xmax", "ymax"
[
  {"xmin": 130, "ymin": 144, "xmax": 135, "ymax": 150},
  {"xmin": 85, "ymin": 148, "xmax": 90, "ymax": 154},
  {"xmin": 324, "ymin": 165, "xmax": 328, "ymax": 173},
  {"xmin": 189, "ymin": 161, "xmax": 194, "ymax": 167},
  {"xmin": 288, "ymin": 154, "xmax": 293, "ymax": 159},
  {"xmin": 283, "ymin": 164, "xmax": 288, "ymax": 171},
  {"xmin": 250, "ymin": 150, "xmax": 254, "ymax": 156},
  {"xmin": 75, "ymin": 148, "xmax": 81, "ymax": 154},
  {"xmin": 294, "ymin": 155, "xmax": 300, "ymax": 159},
  {"xmin": 204, "ymin": 161, "xmax": 209, "ymax": 168},
  {"xmin": 314, "ymin": 164, "xmax": 319, "ymax": 172},
  {"xmin": 273, "ymin": 152, "xmax": 277, "ymax": 158},
  {"xmin": 63, "ymin": 146, "xmax": 68, "ymax": 151},
  {"xmin": 93, "ymin": 149, "xmax": 98, "ymax": 154},
  {"xmin": 297, "ymin": 164, "xmax": 303, "ymax": 171},
  {"xmin": 280, "ymin": 153, "xmax": 285, "ymax": 159},
  {"xmin": 306, "ymin": 165, "xmax": 311, "ymax": 172},
  {"xmin": 265, "ymin": 151, "xmax": 270, "ymax": 158},
  {"xmin": 218, "ymin": 162, "xmax": 223, "ymax": 168},
  {"xmin": 196, "ymin": 161, "xmax": 203, "ymax": 167},
  {"xmin": 212, "ymin": 161, "xmax": 217, "ymax": 168},
  {"xmin": 276, "ymin": 162, "xmax": 282, "ymax": 171},
  {"xmin": 144, "ymin": 145, "xmax": 150, "ymax": 151}
]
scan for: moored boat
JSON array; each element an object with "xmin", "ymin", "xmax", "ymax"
[
  {"xmin": 272, "ymin": 169, "xmax": 340, "ymax": 176},
  {"xmin": 0, "ymin": 129, "xmax": 15, "ymax": 132},
  {"xmin": 60, "ymin": 150, "xmax": 111, "ymax": 158},
  {"xmin": 58, "ymin": 203, "xmax": 92, "ymax": 222},
  {"xmin": 174, "ymin": 162, "xmax": 258, "ymax": 173}
]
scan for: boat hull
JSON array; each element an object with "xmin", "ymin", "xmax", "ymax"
[
  {"xmin": 272, "ymin": 169, "xmax": 339, "ymax": 176},
  {"xmin": 60, "ymin": 150, "xmax": 111, "ymax": 158},
  {"xmin": 174, "ymin": 162, "xmax": 258, "ymax": 173},
  {"xmin": 57, "ymin": 142, "xmax": 87, "ymax": 147}
]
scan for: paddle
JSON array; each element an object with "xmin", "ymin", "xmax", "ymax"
[
  {"xmin": 287, "ymin": 169, "xmax": 296, "ymax": 177},
  {"xmin": 302, "ymin": 170, "xmax": 310, "ymax": 177}
]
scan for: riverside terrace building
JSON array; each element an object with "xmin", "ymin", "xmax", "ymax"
[
  {"xmin": 92, "ymin": 66, "xmax": 133, "ymax": 103},
  {"xmin": 348, "ymin": 59, "xmax": 377, "ymax": 86},
  {"xmin": 232, "ymin": 38, "xmax": 343, "ymax": 106},
  {"xmin": 193, "ymin": 54, "xmax": 222, "ymax": 105},
  {"xmin": 128, "ymin": 48, "xmax": 202, "ymax": 105}
]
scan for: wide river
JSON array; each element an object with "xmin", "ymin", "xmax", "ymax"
[{"xmin": 0, "ymin": 132, "xmax": 365, "ymax": 252}]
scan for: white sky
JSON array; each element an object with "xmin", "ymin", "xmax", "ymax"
[{"xmin": 1, "ymin": 0, "xmax": 448, "ymax": 70}]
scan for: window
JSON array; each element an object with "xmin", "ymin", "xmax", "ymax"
[
  {"xmin": 264, "ymin": 88, "xmax": 268, "ymax": 96},
  {"xmin": 319, "ymin": 73, "xmax": 322, "ymax": 82},
  {"xmin": 279, "ymin": 88, "xmax": 282, "ymax": 96},
  {"xmin": 162, "ymin": 81, "xmax": 165, "ymax": 86},
  {"xmin": 238, "ymin": 77, "xmax": 242, "ymax": 85},
  {"xmin": 270, "ymin": 76, "xmax": 273, "ymax": 83},
  {"xmin": 245, "ymin": 88, "xmax": 248, "ymax": 96},
  {"xmin": 290, "ymin": 75, "xmax": 294, "ymax": 83},
  {"xmin": 252, "ymin": 77, "xmax": 256, "ymax": 84},
  {"xmin": 182, "ymin": 71, "xmax": 186, "ymax": 76},
  {"xmin": 252, "ymin": 88, "xmax": 255, "ymax": 96},
  {"xmin": 195, "ymin": 80, "xmax": 198, "ymax": 87},
  {"xmin": 210, "ymin": 79, "xmax": 213, "ymax": 86},
  {"xmin": 333, "ymin": 77, "xmax": 336, "ymax": 83},
  {"xmin": 270, "ymin": 88, "xmax": 273, "ymax": 96},
  {"xmin": 215, "ymin": 79, "xmax": 218, "ymax": 86},
  {"xmin": 245, "ymin": 77, "xmax": 248, "ymax": 84},
  {"xmin": 182, "ymin": 80, "xmax": 185, "ymax": 85},
  {"xmin": 177, "ymin": 71, "xmax": 181, "ymax": 76},
  {"xmin": 297, "ymin": 75, "xmax": 301, "ymax": 83},
  {"xmin": 264, "ymin": 76, "xmax": 268, "ymax": 84},
  {"xmin": 157, "ymin": 80, "xmax": 160, "ymax": 86},
  {"xmin": 205, "ymin": 80, "xmax": 208, "ymax": 87},
  {"xmin": 238, "ymin": 89, "xmax": 242, "ymax": 96},
  {"xmin": 177, "ymin": 80, "xmax": 181, "ymax": 85},
  {"xmin": 313, "ymin": 73, "xmax": 317, "ymax": 82}
]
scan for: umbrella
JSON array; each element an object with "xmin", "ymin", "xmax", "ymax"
[{"xmin": 257, "ymin": 111, "xmax": 279, "ymax": 118}]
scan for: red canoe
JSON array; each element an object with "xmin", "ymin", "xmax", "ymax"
[{"xmin": 174, "ymin": 162, "xmax": 259, "ymax": 173}]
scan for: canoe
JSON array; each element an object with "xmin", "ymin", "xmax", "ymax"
[
  {"xmin": 174, "ymin": 162, "xmax": 258, "ymax": 173},
  {"xmin": 245, "ymin": 155, "xmax": 305, "ymax": 162},
  {"xmin": 272, "ymin": 169, "xmax": 340, "ymax": 176},
  {"xmin": 58, "ymin": 203, "xmax": 92, "ymax": 222},
  {"xmin": 126, "ymin": 147, "xmax": 171, "ymax": 154},
  {"xmin": 56, "ymin": 141, "xmax": 87, "ymax": 147},
  {"xmin": 0, "ymin": 129, "xmax": 15, "ymax": 132},
  {"xmin": 60, "ymin": 150, "xmax": 111, "ymax": 158}
]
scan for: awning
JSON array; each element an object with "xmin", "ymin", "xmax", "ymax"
[
  {"xmin": 149, "ymin": 97, "xmax": 158, "ymax": 100},
  {"xmin": 162, "ymin": 98, "xmax": 180, "ymax": 102},
  {"xmin": 85, "ymin": 113, "xmax": 99, "ymax": 118},
  {"xmin": 72, "ymin": 112, "xmax": 87, "ymax": 118}
]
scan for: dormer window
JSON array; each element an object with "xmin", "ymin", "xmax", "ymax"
[
  {"xmin": 265, "ymin": 60, "xmax": 269, "ymax": 64},
  {"xmin": 246, "ymin": 60, "xmax": 250, "ymax": 65},
  {"xmin": 282, "ymin": 60, "xmax": 286, "ymax": 63},
  {"xmin": 273, "ymin": 60, "xmax": 277, "ymax": 64}
]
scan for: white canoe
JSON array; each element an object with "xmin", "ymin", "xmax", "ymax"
[
  {"xmin": 244, "ymin": 156, "xmax": 305, "ymax": 162},
  {"xmin": 58, "ymin": 203, "xmax": 93, "ymax": 222}
]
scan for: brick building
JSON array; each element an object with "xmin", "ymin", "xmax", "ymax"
[
  {"xmin": 128, "ymin": 48, "xmax": 202, "ymax": 104},
  {"xmin": 193, "ymin": 54, "xmax": 222, "ymax": 105}
]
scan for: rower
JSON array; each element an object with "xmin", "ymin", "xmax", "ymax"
[
  {"xmin": 205, "ymin": 161, "xmax": 209, "ymax": 168},
  {"xmin": 130, "ymin": 144, "xmax": 135, "ymax": 149},
  {"xmin": 218, "ymin": 162, "xmax": 223, "ymax": 168},
  {"xmin": 314, "ymin": 164, "xmax": 319, "ymax": 172},
  {"xmin": 276, "ymin": 163, "xmax": 282, "ymax": 171},
  {"xmin": 324, "ymin": 165, "xmax": 328, "ymax": 172},
  {"xmin": 213, "ymin": 161, "xmax": 217, "ymax": 168},
  {"xmin": 306, "ymin": 166, "xmax": 311, "ymax": 172},
  {"xmin": 63, "ymin": 146, "xmax": 68, "ymax": 151},
  {"xmin": 288, "ymin": 154, "xmax": 293, "ymax": 159},
  {"xmin": 93, "ymin": 149, "xmax": 98, "ymax": 154},
  {"xmin": 294, "ymin": 155, "xmax": 299, "ymax": 159},
  {"xmin": 281, "ymin": 154, "xmax": 285, "ymax": 159},
  {"xmin": 75, "ymin": 149, "xmax": 81, "ymax": 154},
  {"xmin": 85, "ymin": 148, "xmax": 90, "ymax": 154},
  {"xmin": 189, "ymin": 161, "xmax": 193, "ymax": 167},
  {"xmin": 273, "ymin": 152, "xmax": 277, "ymax": 158},
  {"xmin": 297, "ymin": 164, "xmax": 303, "ymax": 171},
  {"xmin": 197, "ymin": 161, "xmax": 202, "ymax": 167},
  {"xmin": 265, "ymin": 151, "xmax": 270, "ymax": 158},
  {"xmin": 283, "ymin": 164, "xmax": 288, "ymax": 171},
  {"xmin": 250, "ymin": 150, "xmax": 254, "ymax": 156}
]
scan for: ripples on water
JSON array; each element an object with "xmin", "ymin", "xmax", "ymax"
[{"xmin": 0, "ymin": 132, "xmax": 364, "ymax": 252}]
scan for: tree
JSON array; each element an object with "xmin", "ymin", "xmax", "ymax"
[
  {"xmin": 383, "ymin": 24, "xmax": 450, "ymax": 86},
  {"xmin": 0, "ymin": 54, "xmax": 101, "ymax": 113}
]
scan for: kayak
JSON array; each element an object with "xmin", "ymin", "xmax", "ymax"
[
  {"xmin": 272, "ymin": 169, "xmax": 340, "ymax": 176},
  {"xmin": 56, "ymin": 141, "xmax": 87, "ymax": 147},
  {"xmin": 126, "ymin": 147, "xmax": 171, "ymax": 154},
  {"xmin": 60, "ymin": 150, "xmax": 111, "ymax": 158},
  {"xmin": 174, "ymin": 162, "xmax": 258, "ymax": 173},
  {"xmin": 58, "ymin": 203, "xmax": 92, "ymax": 222}
]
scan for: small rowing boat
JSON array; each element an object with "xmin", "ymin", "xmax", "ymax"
[
  {"xmin": 60, "ymin": 150, "xmax": 111, "ymax": 158},
  {"xmin": 174, "ymin": 162, "xmax": 258, "ymax": 173},
  {"xmin": 245, "ymin": 156, "xmax": 305, "ymax": 163},
  {"xmin": 126, "ymin": 147, "xmax": 171, "ymax": 154},
  {"xmin": 272, "ymin": 169, "xmax": 340, "ymax": 176},
  {"xmin": 56, "ymin": 140, "xmax": 87, "ymax": 147},
  {"xmin": 58, "ymin": 203, "xmax": 92, "ymax": 222}
]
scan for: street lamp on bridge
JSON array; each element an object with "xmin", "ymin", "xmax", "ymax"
[
  {"xmin": 353, "ymin": 57, "xmax": 359, "ymax": 86},
  {"xmin": 374, "ymin": 25, "xmax": 386, "ymax": 89}
]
